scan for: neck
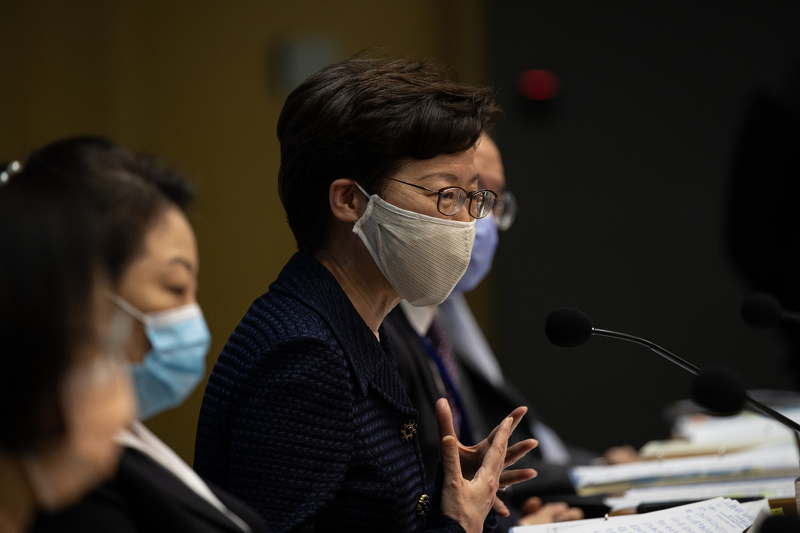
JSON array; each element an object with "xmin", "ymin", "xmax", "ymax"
[
  {"xmin": 0, "ymin": 452, "xmax": 36, "ymax": 533},
  {"xmin": 315, "ymin": 242, "xmax": 400, "ymax": 336}
]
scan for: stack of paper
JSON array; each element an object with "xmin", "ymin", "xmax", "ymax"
[
  {"xmin": 603, "ymin": 477, "xmax": 796, "ymax": 512},
  {"xmin": 510, "ymin": 497, "xmax": 770, "ymax": 533},
  {"xmin": 570, "ymin": 444, "xmax": 799, "ymax": 495},
  {"xmin": 674, "ymin": 408, "xmax": 800, "ymax": 444},
  {"xmin": 641, "ymin": 406, "xmax": 800, "ymax": 459}
]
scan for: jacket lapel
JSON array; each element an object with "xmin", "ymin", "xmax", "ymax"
[
  {"xmin": 120, "ymin": 449, "xmax": 249, "ymax": 532},
  {"xmin": 269, "ymin": 253, "xmax": 416, "ymax": 416}
]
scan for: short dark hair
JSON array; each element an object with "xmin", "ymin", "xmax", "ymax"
[
  {"xmin": 0, "ymin": 184, "xmax": 101, "ymax": 451},
  {"xmin": 277, "ymin": 55, "xmax": 503, "ymax": 253},
  {"xmin": 16, "ymin": 136, "xmax": 195, "ymax": 283}
]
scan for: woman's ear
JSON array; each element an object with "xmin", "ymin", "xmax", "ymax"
[{"xmin": 329, "ymin": 179, "xmax": 367, "ymax": 222}]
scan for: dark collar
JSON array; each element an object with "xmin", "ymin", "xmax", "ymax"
[
  {"xmin": 68, "ymin": 448, "xmax": 262, "ymax": 533},
  {"xmin": 269, "ymin": 253, "xmax": 415, "ymax": 415}
]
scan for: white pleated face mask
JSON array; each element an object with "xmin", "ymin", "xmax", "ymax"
[{"xmin": 353, "ymin": 182, "xmax": 476, "ymax": 306}]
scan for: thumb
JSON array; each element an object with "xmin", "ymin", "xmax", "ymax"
[{"xmin": 441, "ymin": 435, "xmax": 462, "ymax": 483}]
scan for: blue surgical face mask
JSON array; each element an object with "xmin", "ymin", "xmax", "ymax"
[
  {"xmin": 453, "ymin": 215, "xmax": 499, "ymax": 294},
  {"xmin": 111, "ymin": 295, "xmax": 211, "ymax": 420}
]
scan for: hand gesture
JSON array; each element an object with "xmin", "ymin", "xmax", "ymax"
[
  {"xmin": 439, "ymin": 410, "xmax": 510, "ymax": 533},
  {"xmin": 436, "ymin": 398, "xmax": 538, "ymax": 523}
]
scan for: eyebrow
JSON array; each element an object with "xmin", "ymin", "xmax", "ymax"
[
  {"xmin": 419, "ymin": 172, "xmax": 480, "ymax": 184},
  {"xmin": 169, "ymin": 257, "xmax": 197, "ymax": 275}
]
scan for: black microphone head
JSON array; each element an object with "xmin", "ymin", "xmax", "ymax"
[
  {"xmin": 760, "ymin": 515, "xmax": 800, "ymax": 533},
  {"xmin": 741, "ymin": 292, "xmax": 783, "ymax": 328},
  {"xmin": 545, "ymin": 307, "xmax": 593, "ymax": 348},
  {"xmin": 690, "ymin": 365, "xmax": 747, "ymax": 415}
]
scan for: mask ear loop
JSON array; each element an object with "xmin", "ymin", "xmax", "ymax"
[
  {"xmin": 353, "ymin": 181, "xmax": 372, "ymax": 199},
  {"xmin": 107, "ymin": 293, "xmax": 150, "ymax": 325},
  {"xmin": 107, "ymin": 306, "xmax": 134, "ymax": 363},
  {"xmin": 352, "ymin": 181, "xmax": 378, "ymax": 236}
]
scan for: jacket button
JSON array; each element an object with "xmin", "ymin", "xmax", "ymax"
[
  {"xmin": 417, "ymin": 493, "xmax": 430, "ymax": 516},
  {"xmin": 400, "ymin": 419, "xmax": 417, "ymax": 442}
]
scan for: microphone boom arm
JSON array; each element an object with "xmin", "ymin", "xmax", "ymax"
[
  {"xmin": 591, "ymin": 328, "xmax": 703, "ymax": 375},
  {"xmin": 593, "ymin": 327, "xmax": 800, "ymax": 432},
  {"xmin": 744, "ymin": 398, "xmax": 800, "ymax": 433}
]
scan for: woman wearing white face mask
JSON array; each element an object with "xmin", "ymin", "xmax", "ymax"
[
  {"xmin": 195, "ymin": 56, "xmax": 538, "ymax": 533},
  {"xmin": 0, "ymin": 181, "xmax": 135, "ymax": 533},
  {"xmin": 21, "ymin": 137, "xmax": 269, "ymax": 533}
]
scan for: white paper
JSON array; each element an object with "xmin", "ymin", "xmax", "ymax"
[
  {"xmin": 674, "ymin": 408, "xmax": 800, "ymax": 445},
  {"xmin": 510, "ymin": 497, "xmax": 768, "ymax": 533}
]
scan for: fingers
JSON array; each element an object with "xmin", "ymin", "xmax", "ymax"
[
  {"xmin": 507, "ymin": 406, "xmax": 528, "ymax": 433},
  {"xmin": 486, "ymin": 406, "xmax": 529, "ymax": 442},
  {"xmin": 562, "ymin": 506, "xmax": 585, "ymax": 521},
  {"xmin": 504, "ymin": 438, "xmax": 538, "ymax": 468},
  {"xmin": 521, "ymin": 496, "xmax": 542, "ymax": 515},
  {"xmin": 516, "ymin": 504, "xmax": 564, "ymax": 527},
  {"xmin": 436, "ymin": 398, "xmax": 458, "ymax": 443},
  {"xmin": 477, "ymin": 416, "xmax": 512, "ymax": 481},
  {"xmin": 604, "ymin": 444, "xmax": 640, "ymax": 465},
  {"xmin": 537, "ymin": 503, "xmax": 584, "ymax": 524},
  {"xmin": 517, "ymin": 502, "xmax": 582, "ymax": 526},
  {"xmin": 492, "ymin": 496, "xmax": 510, "ymax": 517},
  {"xmin": 440, "ymin": 435, "xmax": 462, "ymax": 485},
  {"xmin": 498, "ymin": 468, "xmax": 537, "ymax": 487}
]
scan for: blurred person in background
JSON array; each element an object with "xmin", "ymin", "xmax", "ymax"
[
  {"xmin": 727, "ymin": 62, "xmax": 800, "ymax": 387},
  {"xmin": 195, "ymin": 56, "xmax": 537, "ymax": 533},
  {"xmin": 11, "ymin": 138, "xmax": 268, "ymax": 533},
  {"xmin": 385, "ymin": 134, "xmax": 637, "ymax": 527},
  {"xmin": 0, "ymin": 173, "xmax": 135, "ymax": 533}
]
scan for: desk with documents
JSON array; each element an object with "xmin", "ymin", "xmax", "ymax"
[{"xmin": 512, "ymin": 394, "xmax": 800, "ymax": 532}]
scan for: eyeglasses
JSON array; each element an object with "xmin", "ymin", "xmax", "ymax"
[
  {"xmin": 493, "ymin": 189, "xmax": 518, "ymax": 231},
  {"xmin": 385, "ymin": 177, "xmax": 497, "ymax": 219}
]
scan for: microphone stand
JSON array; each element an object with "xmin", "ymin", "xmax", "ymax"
[
  {"xmin": 592, "ymin": 326, "xmax": 800, "ymax": 432},
  {"xmin": 573, "ymin": 313, "xmax": 800, "ymax": 515},
  {"xmin": 794, "ymin": 431, "xmax": 800, "ymax": 517}
]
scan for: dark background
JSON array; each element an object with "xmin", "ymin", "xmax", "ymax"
[{"xmin": 487, "ymin": 0, "xmax": 800, "ymax": 452}]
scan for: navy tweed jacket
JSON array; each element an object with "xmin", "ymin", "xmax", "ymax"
[{"xmin": 194, "ymin": 253, "xmax": 471, "ymax": 533}]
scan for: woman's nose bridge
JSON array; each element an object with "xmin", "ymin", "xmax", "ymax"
[{"xmin": 453, "ymin": 205, "xmax": 472, "ymax": 223}]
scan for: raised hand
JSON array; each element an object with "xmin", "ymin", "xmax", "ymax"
[
  {"xmin": 439, "ymin": 412, "xmax": 510, "ymax": 533},
  {"xmin": 436, "ymin": 398, "xmax": 538, "ymax": 518}
]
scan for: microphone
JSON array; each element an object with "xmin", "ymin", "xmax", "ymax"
[
  {"xmin": 544, "ymin": 307, "xmax": 800, "ymax": 435},
  {"xmin": 741, "ymin": 292, "xmax": 800, "ymax": 328},
  {"xmin": 690, "ymin": 365, "xmax": 800, "ymax": 433},
  {"xmin": 544, "ymin": 307, "xmax": 702, "ymax": 375},
  {"xmin": 690, "ymin": 365, "xmax": 747, "ymax": 415}
]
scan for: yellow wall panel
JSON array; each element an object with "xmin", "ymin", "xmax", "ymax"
[{"xmin": 0, "ymin": 0, "xmax": 488, "ymax": 464}]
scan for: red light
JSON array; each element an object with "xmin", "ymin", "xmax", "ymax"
[{"xmin": 518, "ymin": 69, "xmax": 561, "ymax": 100}]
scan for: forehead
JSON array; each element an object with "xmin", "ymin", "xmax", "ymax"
[
  {"xmin": 395, "ymin": 150, "xmax": 477, "ymax": 182},
  {"xmin": 140, "ymin": 207, "xmax": 198, "ymax": 272}
]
